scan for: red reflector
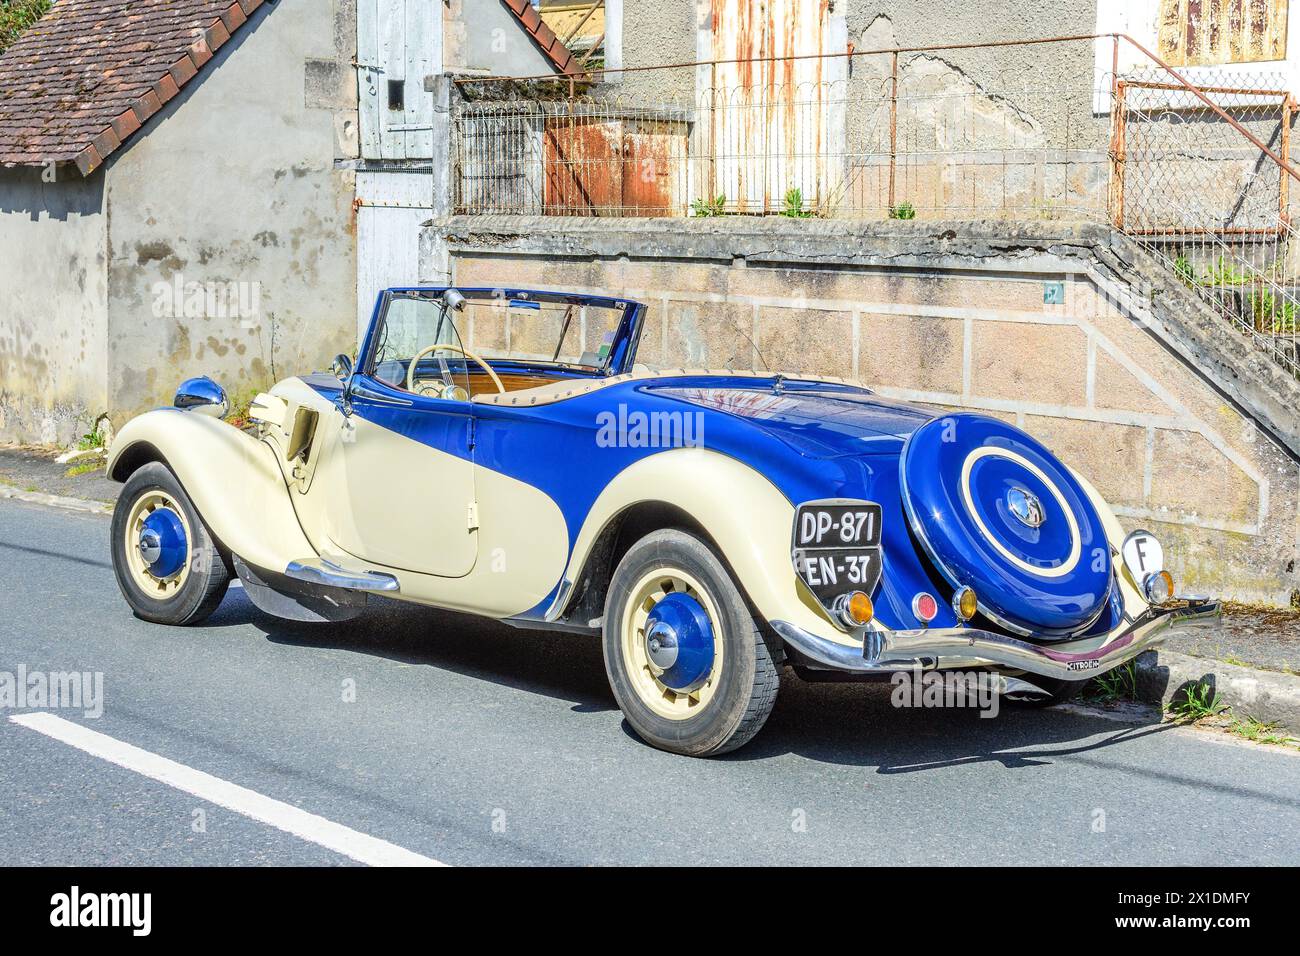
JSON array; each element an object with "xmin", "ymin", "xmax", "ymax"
[{"xmin": 912, "ymin": 592, "xmax": 939, "ymax": 623}]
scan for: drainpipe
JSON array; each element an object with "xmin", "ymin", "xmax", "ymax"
[{"xmin": 421, "ymin": 74, "xmax": 453, "ymax": 285}]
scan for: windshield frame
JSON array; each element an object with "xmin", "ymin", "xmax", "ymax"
[{"xmin": 359, "ymin": 287, "xmax": 647, "ymax": 382}]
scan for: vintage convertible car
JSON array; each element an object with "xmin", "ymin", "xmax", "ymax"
[{"xmin": 107, "ymin": 286, "xmax": 1219, "ymax": 755}]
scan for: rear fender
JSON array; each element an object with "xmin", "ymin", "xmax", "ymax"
[
  {"xmin": 560, "ymin": 447, "xmax": 849, "ymax": 646},
  {"xmin": 1069, "ymin": 467, "xmax": 1147, "ymax": 620},
  {"xmin": 107, "ymin": 409, "xmax": 316, "ymax": 573}
]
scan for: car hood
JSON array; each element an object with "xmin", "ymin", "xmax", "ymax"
[{"xmin": 647, "ymin": 378, "xmax": 935, "ymax": 459}]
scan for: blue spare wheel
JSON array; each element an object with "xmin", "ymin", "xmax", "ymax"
[{"xmin": 900, "ymin": 413, "xmax": 1112, "ymax": 637}]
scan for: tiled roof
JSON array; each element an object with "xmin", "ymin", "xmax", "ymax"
[
  {"xmin": 501, "ymin": 0, "xmax": 579, "ymax": 75},
  {"xmin": 0, "ymin": 0, "xmax": 267, "ymax": 176}
]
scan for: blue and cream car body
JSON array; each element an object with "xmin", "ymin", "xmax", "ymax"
[{"xmin": 107, "ymin": 287, "xmax": 1219, "ymax": 755}]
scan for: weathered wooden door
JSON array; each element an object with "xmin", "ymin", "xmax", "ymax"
[
  {"xmin": 357, "ymin": 0, "xmax": 438, "ymax": 160},
  {"xmin": 356, "ymin": 171, "xmax": 431, "ymax": 339}
]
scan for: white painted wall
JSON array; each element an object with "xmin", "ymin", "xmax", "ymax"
[
  {"xmin": 105, "ymin": 0, "xmax": 357, "ymax": 421},
  {"xmin": 0, "ymin": 168, "xmax": 109, "ymax": 443}
]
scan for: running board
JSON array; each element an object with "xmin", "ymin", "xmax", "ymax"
[{"xmin": 284, "ymin": 556, "xmax": 400, "ymax": 593}]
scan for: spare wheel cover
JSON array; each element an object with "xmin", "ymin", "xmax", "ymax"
[{"xmin": 900, "ymin": 413, "xmax": 1112, "ymax": 636}]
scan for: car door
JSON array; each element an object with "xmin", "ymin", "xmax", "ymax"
[{"xmin": 322, "ymin": 295, "xmax": 478, "ymax": 578}]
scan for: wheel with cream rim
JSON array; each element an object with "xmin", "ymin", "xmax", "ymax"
[
  {"xmin": 111, "ymin": 462, "xmax": 231, "ymax": 625},
  {"xmin": 602, "ymin": 529, "xmax": 779, "ymax": 756}
]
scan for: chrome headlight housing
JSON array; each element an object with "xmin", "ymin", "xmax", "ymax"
[{"xmin": 174, "ymin": 376, "xmax": 228, "ymax": 418}]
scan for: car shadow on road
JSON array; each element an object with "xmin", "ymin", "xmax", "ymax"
[
  {"xmin": 735, "ymin": 681, "xmax": 1300, "ymax": 810},
  {"xmin": 733, "ymin": 681, "xmax": 1171, "ymax": 769},
  {"xmin": 209, "ymin": 589, "xmax": 617, "ymax": 712},
  {"xmin": 209, "ymin": 589, "xmax": 1296, "ymax": 804}
]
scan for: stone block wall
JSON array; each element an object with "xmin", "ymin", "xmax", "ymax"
[{"xmin": 434, "ymin": 216, "xmax": 1300, "ymax": 606}]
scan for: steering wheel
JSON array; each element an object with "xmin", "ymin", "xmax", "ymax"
[{"xmin": 406, "ymin": 343, "xmax": 506, "ymax": 396}]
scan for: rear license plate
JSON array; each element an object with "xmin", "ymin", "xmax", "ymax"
[
  {"xmin": 792, "ymin": 548, "xmax": 883, "ymax": 603},
  {"xmin": 791, "ymin": 501, "xmax": 884, "ymax": 604},
  {"xmin": 793, "ymin": 501, "xmax": 882, "ymax": 549}
]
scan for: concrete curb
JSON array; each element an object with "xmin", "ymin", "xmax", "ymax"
[
  {"xmin": 0, "ymin": 486, "xmax": 112, "ymax": 516},
  {"xmin": 1136, "ymin": 649, "xmax": 1300, "ymax": 733}
]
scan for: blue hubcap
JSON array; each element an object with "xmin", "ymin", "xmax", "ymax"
[
  {"xmin": 138, "ymin": 507, "xmax": 187, "ymax": 579},
  {"xmin": 644, "ymin": 592, "xmax": 714, "ymax": 693}
]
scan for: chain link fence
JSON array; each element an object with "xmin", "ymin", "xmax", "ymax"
[{"xmin": 1115, "ymin": 69, "xmax": 1298, "ymax": 373}]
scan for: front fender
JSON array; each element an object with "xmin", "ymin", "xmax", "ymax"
[
  {"xmin": 107, "ymin": 409, "xmax": 316, "ymax": 573},
  {"xmin": 562, "ymin": 447, "xmax": 852, "ymax": 646}
]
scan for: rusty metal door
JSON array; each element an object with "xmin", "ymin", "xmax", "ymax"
[
  {"xmin": 543, "ymin": 117, "xmax": 683, "ymax": 215},
  {"xmin": 1157, "ymin": 0, "xmax": 1289, "ymax": 66},
  {"xmin": 621, "ymin": 119, "xmax": 683, "ymax": 215},
  {"xmin": 544, "ymin": 117, "xmax": 624, "ymax": 214},
  {"xmin": 707, "ymin": 0, "xmax": 831, "ymax": 212}
]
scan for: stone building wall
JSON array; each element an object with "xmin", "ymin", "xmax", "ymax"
[{"xmin": 0, "ymin": 0, "xmax": 359, "ymax": 444}]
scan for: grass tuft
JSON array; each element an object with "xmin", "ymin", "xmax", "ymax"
[
  {"xmin": 75, "ymin": 428, "xmax": 105, "ymax": 451},
  {"xmin": 781, "ymin": 187, "xmax": 814, "ymax": 218},
  {"xmin": 1084, "ymin": 660, "xmax": 1140, "ymax": 704},
  {"xmin": 690, "ymin": 194, "xmax": 727, "ymax": 217},
  {"xmin": 1226, "ymin": 715, "xmax": 1293, "ymax": 746},
  {"xmin": 1166, "ymin": 680, "xmax": 1226, "ymax": 722}
]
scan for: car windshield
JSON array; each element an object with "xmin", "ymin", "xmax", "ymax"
[
  {"xmin": 365, "ymin": 289, "xmax": 636, "ymax": 395},
  {"xmin": 366, "ymin": 286, "xmax": 634, "ymax": 379},
  {"xmin": 461, "ymin": 294, "xmax": 627, "ymax": 370}
]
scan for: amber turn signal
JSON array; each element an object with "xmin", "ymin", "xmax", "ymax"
[
  {"xmin": 952, "ymin": 585, "xmax": 978, "ymax": 622},
  {"xmin": 834, "ymin": 590, "xmax": 874, "ymax": 628},
  {"xmin": 1142, "ymin": 570, "xmax": 1174, "ymax": 605}
]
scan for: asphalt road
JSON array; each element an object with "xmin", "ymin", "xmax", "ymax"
[{"xmin": 1, "ymin": 498, "xmax": 1298, "ymax": 866}]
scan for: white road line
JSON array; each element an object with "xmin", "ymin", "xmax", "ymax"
[{"xmin": 9, "ymin": 712, "xmax": 445, "ymax": 867}]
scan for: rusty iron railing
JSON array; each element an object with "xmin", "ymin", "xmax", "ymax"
[
  {"xmin": 453, "ymin": 36, "xmax": 1115, "ymax": 219},
  {"xmin": 449, "ymin": 33, "xmax": 1300, "ymax": 376}
]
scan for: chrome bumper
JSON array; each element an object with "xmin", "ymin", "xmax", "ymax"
[{"xmin": 771, "ymin": 598, "xmax": 1221, "ymax": 681}]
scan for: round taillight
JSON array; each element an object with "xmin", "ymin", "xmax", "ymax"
[
  {"xmin": 833, "ymin": 590, "xmax": 874, "ymax": 628},
  {"xmin": 912, "ymin": 592, "xmax": 939, "ymax": 624},
  {"xmin": 1142, "ymin": 570, "xmax": 1174, "ymax": 605},
  {"xmin": 952, "ymin": 585, "xmax": 978, "ymax": 622}
]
